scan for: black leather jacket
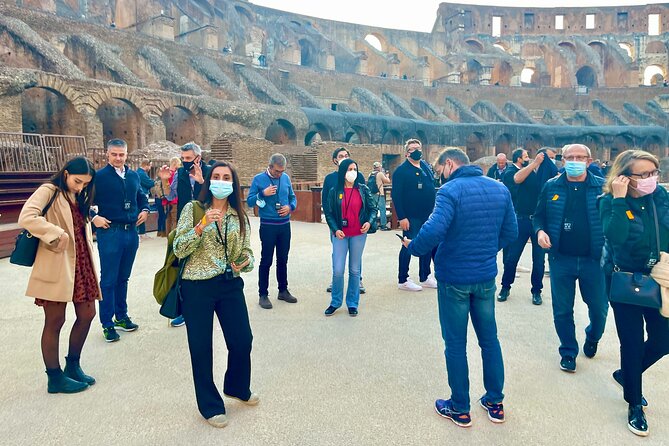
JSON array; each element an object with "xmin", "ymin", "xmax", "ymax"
[{"xmin": 324, "ymin": 184, "xmax": 377, "ymax": 234}]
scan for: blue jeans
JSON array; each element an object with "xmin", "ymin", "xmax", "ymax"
[
  {"xmin": 331, "ymin": 234, "xmax": 367, "ymax": 309},
  {"xmin": 96, "ymin": 226, "xmax": 139, "ymax": 328},
  {"xmin": 375, "ymin": 194, "xmax": 387, "ymax": 227},
  {"xmin": 501, "ymin": 215, "xmax": 545, "ymax": 294},
  {"xmin": 549, "ymin": 254, "xmax": 609, "ymax": 358},
  {"xmin": 437, "ymin": 279, "xmax": 504, "ymax": 413}
]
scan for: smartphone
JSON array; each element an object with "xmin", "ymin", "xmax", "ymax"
[{"xmin": 396, "ymin": 234, "xmax": 404, "ymax": 242}]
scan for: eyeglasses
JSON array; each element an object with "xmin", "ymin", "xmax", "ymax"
[
  {"xmin": 628, "ymin": 170, "xmax": 660, "ymax": 179},
  {"xmin": 563, "ymin": 155, "xmax": 589, "ymax": 161}
]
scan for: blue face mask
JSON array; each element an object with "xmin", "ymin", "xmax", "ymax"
[
  {"xmin": 210, "ymin": 180, "xmax": 233, "ymax": 199},
  {"xmin": 564, "ymin": 161, "xmax": 587, "ymax": 177}
]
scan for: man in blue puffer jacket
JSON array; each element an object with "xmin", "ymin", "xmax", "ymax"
[{"xmin": 403, "ymin": 148, "xmax": 518, "ymax": 428}]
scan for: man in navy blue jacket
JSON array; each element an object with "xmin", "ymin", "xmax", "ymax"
[
  {"xmin": 533, "ymin": 143, "xmax": 608, "ymax": 373},
  {"xmin": 403, "ymin": 148, "xmax": 517, "ymax": 428},
  {"xmin": 391, "ymin": 139, "xmax": 437, "ymax": 291},
  {"xmin": 247, "ymin": 153, "xmax": 298, "ymax": 309},
  {"xmin": 92, "ymin": 139, "xmax": 149, "ymax": 343}
]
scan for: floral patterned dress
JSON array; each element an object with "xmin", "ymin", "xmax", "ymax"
[{"xmin": 35, "ymin": 200, "xmax": 98, "ymax": 306}]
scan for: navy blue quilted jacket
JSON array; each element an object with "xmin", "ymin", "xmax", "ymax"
[
  {"xmin": 533, "ymin": 172, "xmax": 605, "ymax": 260},
  {"xmin": 408, "ymin": 165, "xmax": 518, "ymax": 285}
]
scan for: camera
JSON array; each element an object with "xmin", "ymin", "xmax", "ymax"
[
  {"xmin": 275, "ymin": 202, "xmax": 282, "ymax": 211},
  {"xmin": 223, "ymin": 266, "xmax": 234, "ymax": 281}
]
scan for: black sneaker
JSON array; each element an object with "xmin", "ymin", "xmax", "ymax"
[
  {"xmin": 583, "ymin": 340, "xmax": 598, "ymax": 358},
  {"xmin": 628, "ymin": 405, "xmax": 648, "ymax": 437},
  {"xmin": 277, "ymin": 290, "xmax": 298, "ymax": 303},
  {"xmin": 326, "ymin": 284, "xmax": 332, "ymax": 293},
  {"xmin": 532, "ymin": 293, "xmax": 543, "ymax": 305},
  {"xmin": 259, "ymin": 295, "xmax": 273, "ymax": 309},
  {"xmin": 560, "ymin": 356, "xmax": 576, "ymax": 373},
  {"xmin": 435, "ymin": 399, "xmax": 472, "ymax": 427},
  {"xmin": 348, "ymin": 307, "xmax": 358, "ymax": 317},
  {"xmin": 324, "ymin": 306, "xmax": 337, "ymax": 316},
  {"xmin": 497, "ymin": 287, "xmax": 510, "ymax": 302},
  {"xmin": 613, "ymin": 369, "xmax": 648, "ymax": 407},
  {"xmin": 113, "ymin": 317, "xmax": 138, "ymax": 332},
  {"xmin": 102, "ymin": 327, "xmax": 120, "ymax": 343}
]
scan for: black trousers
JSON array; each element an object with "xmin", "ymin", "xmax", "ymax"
[
  {"xmin": 258, "ymin": 223, "xmax": 291, "ymax": 296},
  {"xmin": 610, "ymin": 301, "xmax": 669, "ymax": 406},
  {"xmin": 181, "ymin": 276, "xmax": 253, "ymax": 419}
]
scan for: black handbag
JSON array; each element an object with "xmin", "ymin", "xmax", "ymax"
[
  {"xmin": 10, "ymin": 190, "xmax": 59, "ymax": 267},
  {"xmin": 609, "ymin": 198, "xmax": 662, "ymax": 309},
  {"xmin": 159, "ymin": 259, "xmax": 186, "ymax": 319}
]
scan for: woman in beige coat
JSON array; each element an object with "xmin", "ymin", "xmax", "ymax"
[{"xmin": 18, "ymin": 157, "xmax": 101, "ymax": 394}]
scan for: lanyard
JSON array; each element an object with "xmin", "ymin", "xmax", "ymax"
[
  {"xmin": 266, "ymin": 170, "xmax": 281, "ymax": 190},
  {"xmin": 343, "ymin": 187, "xmax": 357, "ymax": 216},
  {"xmin": 215, "ymin": 215, "xmax": 230, "ymax": 262}
]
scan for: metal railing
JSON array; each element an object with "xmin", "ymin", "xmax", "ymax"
[
  {"xmin": 0, "ymin": 132, "xmax": 87, "ymax": 172},
  {"xmin": 88, "ymin": 148, "xmax": 170, "ymax": 177}
]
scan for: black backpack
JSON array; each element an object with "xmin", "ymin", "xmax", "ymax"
[{"xmin": 367, "ymin": 172, "xmax": 379, "ymax": 194}]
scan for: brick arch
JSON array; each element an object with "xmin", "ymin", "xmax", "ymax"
[
  {"xmin": 87, "ymin": 86, "xmax": 152, "ymax": 118},
  {"xmin": 33, "ymin": 72, "xmax": 86, "ymax": 112},
  {"xmin": 153, "ymin": 96, "xmax": 200, "ymax": 118}
]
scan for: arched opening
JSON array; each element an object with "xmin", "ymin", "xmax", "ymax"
[
  {"xmin": 21, "ymin": 87, "xmax": 84, "ymax": 136},
  {"xmin": 494, "ymin": 133, "xmax": 512, "ymax": 154},
  {"xmin": 465, "ymin": 59, "xmax": 482, "ymax": 85},
  {"xmin": 588, "ymin": 41, "xmax": 606, "ymax": 63},
  {"xmin": 643, "ymin": 135, "xmax": 664, "ymax": 156},
  {"xmin": 382, "ymin": 129, "xmax": 402, "ymax": 145},
  {"xmin": 265, "ymin": 119, "xmax": 296, "ymax": 144},
  {"xmin": 416, "ymin": 130, "xmax": 428, "ymax": 146},
  {"xmin": 612, "ymin": 134, "xmax": 634, "ymax": 157},
  {"xmin": 644, "ymin": 65, "xmax": 665, "ymax": 86},
  {"xmin": 299, "ymin": 39, "xmax": 317, "ymax": 67},
  {"xmin": 619, "ymin": 43, "xmax": 633, "ymax": 58},
  {"xmin": 646, "ymin": 41, "xmax": 665, "ymax": 54},
  {"xmin": 524, "ymin": 134, "xmax": 543, "ymax": 156},
  {"xmin": 345, "ymin": 126, "xmax": 370, "ymax": 144},
  {"xmin": 558, "ymin": 42, "xmax": 576, "ymax": 52},
  {"xmin": 364, "ymin": 34, "xmax": 384, "ymax": 52},
  {"xmin": 576, "ymin": 66, "xmax": 597, "ymax": 88},
  {"xmin": 304, "ymin": 123, "xmax": 332, "ymax": 146},
  {"xmin": 465, "ymin": 40, "xmax": 484, "ymax": 53},
  {"xmin": 466, "ymin": 132, "xmax": 486, "ymax": 160},
  {"xmin": 234, "ymin": 5, "xmax": 255, "ymax": 23},
  {"xmin": 161, "ymin": 106, "xmax": 199, "ymax": 146},
  {"xmin": 491, "ymin": 61, "xmax": 512, "ymax": 86},
  {"xmin": 96, "ymin": 98, "xmax": 144, "ymax": 151},
  {"xmin": 520, "ymin": 67, "xmax": 536, "ymax": 86}
]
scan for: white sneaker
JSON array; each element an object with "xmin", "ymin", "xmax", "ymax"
[
  {"xmin": 420, "ymin": 274, "xmax": 438, "ymax": 289},
  {"xmin": 398, "ymin": 279, "xmax": 423, "ymax": 291}
]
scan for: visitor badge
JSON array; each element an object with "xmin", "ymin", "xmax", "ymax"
[
  {"xmin": 551, "ymin": 194, "xmax": 559, "ymax": 201},
  {"xmin": 339, "ymin": 193, "xmax": 343, "ymax": 199},
  {"xmin": 626, "ymin": 210, "xmax": 634, "ymax": 220}
]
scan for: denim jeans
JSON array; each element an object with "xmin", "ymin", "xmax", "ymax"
[
  {"xmin": 96, "ymin": 226, "xmax": 139, "ymax": 328},
  {"xmin": 156, "ymin": 202, "xmax": 166, "ymax": 233},
  {"xmin": 501, "ymin": 215, "xmax": 545, "ymax": 294},
  {"xmin": 437, "ymin": 279, "xmax": 504, "ymax": 413},
  {"xmin": 258, "ymin": 223, "xmax": 291, "ymax": 296},
  {"xmin": 399, "ymin": 217, "xmax": 433, "ymax": 283},
  {"xmin": 330, "ymin": 234, "xmax": 367, "ymax": 309},
  {"xmin": 375, "ymin": 194, "xmax": 387, "ymax": 227},
  {"xmin": 549, "ymin": 254, "xmax": 609, "ymax": 358}
]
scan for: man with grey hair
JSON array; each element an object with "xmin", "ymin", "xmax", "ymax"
[
  {"xmin": 486, "ymin": 153, "xmax": 508, "ymax": 181},
  {"xmin": 159, "ymin": 141, "xmax": 211, "ymax": 220},
  {"xmin": 403, "ymin": 147, "xmax": 517, "ymax": 427},
  {"xmin": 533, "ymin": 143, "xmax": 608, "ymax": 373},
  {"xmin": 247, "ymin": 153, "xmax": 298, "ymax": 309}
]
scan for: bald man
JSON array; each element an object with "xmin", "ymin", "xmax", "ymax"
[{"xmin": 486, "ymin": 153, "xmax": 508, "ymax": 181}]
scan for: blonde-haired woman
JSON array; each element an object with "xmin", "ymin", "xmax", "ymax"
[{"xmin": 599, "ymin": 149, "xmax": 669, "ymax": 437}]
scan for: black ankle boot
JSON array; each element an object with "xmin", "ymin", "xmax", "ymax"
[
  {"xmin": 46, "ymin": 367, "xmax": 88, "ymax": 394},
  {"xmin": 63, "ymin": 356, "xmax": 96, "ymax": 385},
  {"xmin": 628, "ymin": 404, "xmax": 648, "ymax": 437}
]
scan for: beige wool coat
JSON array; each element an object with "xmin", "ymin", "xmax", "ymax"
[{"xmin": 17, "ymin": 184, "xmax": 101, "ymax": 302}]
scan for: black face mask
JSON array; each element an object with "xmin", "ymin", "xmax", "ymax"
[
  {"xmin": 182, "ymin": 161, "xmax": 195, "ymax": 171},
  {"xmin": 409, "ymin": 150, "xmax": 422, "ymax": 161},
  {"xmin": 522, "ymin": 160, "xmax": 530, "ymax": 167}
]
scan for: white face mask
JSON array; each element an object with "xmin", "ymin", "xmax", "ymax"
[{"xmin": 345, "ymin": 170, "xmax": 358, "ymax": 183}]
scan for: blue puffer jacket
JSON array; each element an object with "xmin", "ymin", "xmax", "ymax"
[
  {"xmin": 408, "ymin": 165, "xmax": 518, "ymax": 285},
  {"xmin": 533, "ymin": 172, "xmax": 605, "ymax": 260}
]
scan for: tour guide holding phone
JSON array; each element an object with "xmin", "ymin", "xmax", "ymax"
[{"xmin": 159, "ymin": 142, "xmax": 212, "ymax": 220}]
